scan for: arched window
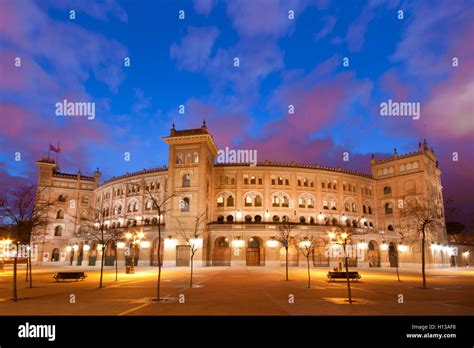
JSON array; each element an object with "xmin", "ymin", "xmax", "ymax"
[
  {"xmin": 181, "ymin": 198, "xmax": 190, "ymax": 212},
  {"xmin": 278, "ymin": 177, "xmax": 283, "ymax": 185},
  {"xmin": 182, "ymin": 174, "xmax": 191, "ymax": 187},
  {"xmin": 217, "ymin": 215, "xmax": 224, "ymax": 223},
  {"xmin": 245, "ymin": 195, "xmax": 253, "ymax": 207},
  {"xmin": 51, "ymin": 248, "xmax": 60, "ymax": 262},
  {"xmin": 54, "ymin": 226, "xmax": 62, "ymax": 236},
  {"xmin": 363, "ymin": 205, "xmax": 367, "ymax": 214},
  {"xmin": 176, "ymin": 154, "xmax": 183, "ymax": 164},
  {"xmin": 244, "ymin": 215, "xmax": 252, "ymax": 223},
  {"xmin": 226, "ymin": 195, "xmax": 234, "ymax": 207},
  {"xmin": 387, "ymin": 224, "xmax": 394, "ymax": 231},
  {"xmin": 226, "ymin": 215, "xmax": 234, "ymax": 222},
  {"xmin": 272, "ymin": 215, "xmax": 280, "ymax": 222},
  {"xmin": 223, "ymin": 176, "xmax": 229, "ymax": 185},
  {"xmin": 383, "ymin": 186, "xmax": 392, "ymax": 195},
  {"xmin": 385, "ymin": 202, "xmax": 393, "ymax": 214},
  {"xmin": 56, "ymin": 210, "xmax": 64, "ymax": 219},
  {"xmin": 217, "ymin": 196, "xmax": 224, "ymax": 207},
  {"xmin": 254, "ymin": 195, "xmax": 262, "ymax": 207},
  {"xmin": 299, "ymin": 216, "xmax": 306, "ymax": 224},
  {"xmin": 254, "ymin": 215, "xmax": 262, "ymax": 222},
  {"xmin": 193, "ymin": 152, "xmax": 199, "ymax": 163},
  {"xmin": 250, "ymin": 176, "xmax": 256, "ymax": 185},
  {"xmin": 282, "ymin": 215, "xmax": 289, "ymax": 223}
]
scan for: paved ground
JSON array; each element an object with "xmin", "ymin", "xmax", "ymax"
[{"xmin": 0, "ymin": 264, "xmax": 473, "ymax": 315}]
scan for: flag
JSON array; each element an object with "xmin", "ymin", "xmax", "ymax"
[{"xmin": 49, "ymin": 143, "xmax": 61, "ymax": 153}]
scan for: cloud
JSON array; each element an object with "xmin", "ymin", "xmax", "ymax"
[
  {"xmin": 193, "ymin": 0, "xmax": 217, "ymax": 16},
  {"xmin": 315, "ymin": 16, "xmax": 336, "ymax": 40},
  {"xmin": 170, "ymin": 26, "xmax": 219, "ymax": 71}
]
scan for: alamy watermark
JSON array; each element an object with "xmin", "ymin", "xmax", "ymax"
[
  {"xmin": 216, "ymin": 147, "xmax": 257, "ymax": 166},
  {"xmin": 55, "ymin": 99, "xmax": 95, "ymax": 120},
  {"xmin": 380, "ymin": 99, "xmax": 420, "ymax": 120}
]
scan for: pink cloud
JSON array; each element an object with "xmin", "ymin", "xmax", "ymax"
[{"xmin": 380, "ymin": 69, "xmax": 409, "ymax": 101}]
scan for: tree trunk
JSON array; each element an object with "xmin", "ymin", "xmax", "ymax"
[
  {"xmin": 115, "ymin": 246, "xmax": 118, "ymax": 282},
  {"xmin": 306, "ymin": 256, "xmax": 311, "ymax": 288},
  {"xmin": 13, "ymin": 252, "xmax": 18, "ymax": 301},
  {"xmin": 28, "ymin": 248, "xmax": 33, "ymax": 288},
  {"xmin": 25, "ymin": 255, "xmax": 28, "ymax": 281},
  {"xmin": 421, "ymin": 229, "xmax": 427, "ymax": 288},
  {"xmin": 190, "ymin": 253, "xmax": 194, "ymax": 288},
  {"xmin": 99, "ymin": 246, "xmax": 105, "ymax": 288},
  {"xmin": 157, "ymin": 222, "xmax": 162, "ymax": 301},
  {"xmin": 344, "ymin": 242, "xmax": 353, "ymax": 303},
  {"xmin": 285, "ymin": 246, "xmax": 289, "ymax": 281}
]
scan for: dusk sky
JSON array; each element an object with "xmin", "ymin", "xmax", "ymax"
[{"xmin": 0, "ymin": 0, "xmax": 473, "ymax": 227}]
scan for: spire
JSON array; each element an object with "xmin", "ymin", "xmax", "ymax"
[
  {"xmin": 418, "ymin": 142, "xmax": 422, "ymax": 154},
  {"xmin": 170, "ymin": 123, "xmax": 176, "ymax": 136},
  {"xmin": 393, "ymin": 148, "xmax": 398, "ymax": 158}
]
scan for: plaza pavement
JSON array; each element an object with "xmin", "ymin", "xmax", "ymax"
[{"xmin": 0, "ymin": 264, "xmax": 473, "ymax": 316}]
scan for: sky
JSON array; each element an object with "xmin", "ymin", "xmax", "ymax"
[{"xmin": 0, "ymin": 0, "xmax": 473, "ymax": 229}]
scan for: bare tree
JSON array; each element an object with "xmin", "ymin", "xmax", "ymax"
[
  {"xmin": 294, "ymin": 234, "xmax": 319, "ymax": 288},
  {"xmin": 399, "ymin": 194, "xmax": 444, "ymax": 289},
  {"xmin": 74, "ymin": 199, "xmax": 122, "ymax": 288},
  {"xmin": 138, "ymin": 185, "xmax": 176, "ymax": 302},
  {"xmin": 276, "ymin": 217, "xmax": 297, "ymax": 281},
  {"xmin": 173, "ymin": 210, "xmax": 207, "ymax": 288},
  {"xmin": 0, "ymin": 185, "xmax": 57, "ymax": 300}
]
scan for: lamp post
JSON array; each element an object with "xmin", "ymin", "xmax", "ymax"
[
  {"xmin": 126, "ymin": 230, "xmax": 144, "ymax": 274},
  {"xmin": 328, "ymin": 230, "xmax": 353, "ymax": 303}
]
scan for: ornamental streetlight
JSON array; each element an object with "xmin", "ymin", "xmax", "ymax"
[
  {"xmin": 328, "ymin": 229, "xmax": 354, "ymax": 304},
  {"xmin": 126, "ymin": 230, "xmax": 145, "ymax": 274}
]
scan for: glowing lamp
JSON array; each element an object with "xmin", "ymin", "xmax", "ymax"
[
  {"xmin": 83, "ymin": 244, "xmax": 90, "ymax": 251},
  {"xmin": 140, "ymin": 240, "xmax": 151, "ymax": 249},
  {"xmin": 66, "ymin": 245, "xmax": 72, "ymax": 252},
  {"xmin": 266, "ymin": 238, "xmax": 279, "ymax": 248},
  {"xmin": 117, "ymin": 241, "xmax": 126, "ymax": 249},
  {"xmin": 380, "ymin": 242, "xmax": 388, "ymax": 251},
  {"xmin": 72, "ymin": 245, "xmax": 79, "ymax": 251},
  {"xmin": 398, "ymin": 244, "xmax": 408, "ymax": 252},
  {"xmin": 357, "ymin": 241, "xmax": 368, "ymax": 250},
  {"xmin": 190, "ymin": 238, "xmax": 203, "ymax": 249},
  {"xmin": 164, "ymin": 237, "xmax": 177, "ymax": 248},
  {"xmin": 138, "ymin": 232, "xmax": 145, "ymax": 239},
  {"xmin": 341, "ymin": 232, "xmax": 348, "ymax": 240},
  {"xmin": 126, "ymin": 232, "xmax": 132, "ymax": 239},
  {"xmin": 236, "ymin": 210, "xmax": 243, "ymax": 220},
  {"xmin": 232, "ymin": 238, "xmax": 244, "ymax": 248},
  {"xmin": 328, "ymin": 232, "xmax": 336, "ymax": 239},
  {"xmin": 462, "ymin": 251, "xmax": 470, "ymax": 258},
  {"xmin": 317, "ymin": 212, "xmax": 324, "ymax": 221},
  {"xmin": 299, "ymin": 239, "xmax": 312, "ymax": 248}
]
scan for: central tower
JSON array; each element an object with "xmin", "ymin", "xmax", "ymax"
[{"xmin": 162, "ymin": 121, "xmax": 218, "ymax": 265}]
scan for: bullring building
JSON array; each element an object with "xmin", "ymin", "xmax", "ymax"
[{"xmin": 34, "ymin": 122, "xmax": 452, "ymax": 269}]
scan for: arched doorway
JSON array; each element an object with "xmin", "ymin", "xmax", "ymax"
[
  {"xmin": 312, "ymin": 241, "xmax": 329, "ymax": 266},
  {"xmin": 367, "ymin": 241, "xmax": 381, "ymax": 267},
  {"xmin": 280, "ymin": 245, "xmax": 299, "ymax": 267},
  {"xmin": 212, "ymin": 237, "xmax": 231, "ymax": 266},
  {"xmin": 388, "ymin": 242, "xmax": 399, "ymax": 267},
  {"xmin": 246, "ymin": 237, "xmax": 264, "ymax": 266},
  {"xmin": 77, "ymin": 242, "xmax": 84, "ymax": 266},
  {"xmin": 51, "ymin": 248, "xmax": 60, "ymax": 262},
  {"xmin": 105, "ymin": 241, "xmax": 116, "ymax": 266},
  {"xmin": 89, "ymin": 241, "xmax": 97, "ymax": 266},
  {"xmin": 150, "ymin": 238, "xmax": 164, "ymax": 266}
]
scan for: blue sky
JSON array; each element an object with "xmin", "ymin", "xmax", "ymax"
[{"xmin": 0, "ymin": 0, "xmax": 473, "ymax": 226}]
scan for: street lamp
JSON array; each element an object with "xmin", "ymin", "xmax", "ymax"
[
  {"xmin": 327, "ymin": 229, "xmax": 354, "ymax": 303},
  {"xmin": 126, "ymin": 229, "xmax": 144, "ymax": 274}
]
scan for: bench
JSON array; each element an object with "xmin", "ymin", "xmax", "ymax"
[
  {"xmin": 327, "ymin": 271, "xmax": 361, "ymax": 282},
  {"xmin": 53, "ymin": 272, "xmax": 87, "ymax": 281}
]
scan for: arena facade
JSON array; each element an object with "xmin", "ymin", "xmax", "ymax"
[{"xmin": 34, "ymin": 123, "xmax": 454, "ymax": 269}]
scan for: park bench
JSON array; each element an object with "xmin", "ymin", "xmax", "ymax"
[
  {"xmin": 327, "ymin": 271, "xmax": 361, "ymax": 282},
  {"xmin": 53, "ymin": 272, "xmax": 87, "ymax": 282}
]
